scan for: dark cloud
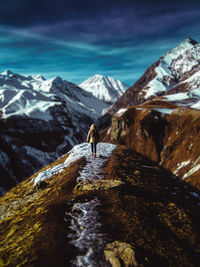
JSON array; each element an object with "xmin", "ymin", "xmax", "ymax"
[
  {"xmin": 0, "ymin": 0, "xmax": 199, "ymax": 26},
  {"xmin": 0, "ymin": 0, "xmax": 200, "ymax": 85}
]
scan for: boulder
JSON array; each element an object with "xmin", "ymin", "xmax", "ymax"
[
  {"xmin": 104, "ymin": 241, "xmax": 138, "ymax": 267},
  {"xmin": 74, "ymin": 179, "xmax": 124, "ymax": 191}
]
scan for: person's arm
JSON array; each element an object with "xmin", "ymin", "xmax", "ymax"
[{"xmin": 87, "ymin": 130, "xmax": 91, "ymax": 143}]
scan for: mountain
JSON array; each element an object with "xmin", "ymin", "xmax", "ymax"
[
  {"xmin": 0, "ymin": 70, "xmax": 109, "ymax": 194},
  {"xmin": 79, "ymin": 74, "xmax": 129, "ymax": 104},
  {"xmin": 100, "ymin": 38, "xmax": 200, "ymax": 191},
  {"xmin": 104, "ymin": 37, "xmax": 200, "ymax": 116},
  {"xmin": 1, "ymin": 142, "xmax": 200, "ymax": 266}
]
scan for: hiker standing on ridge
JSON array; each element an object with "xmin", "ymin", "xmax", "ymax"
[{"xmin": 87, "ymin": 123, "xmax": 100, "ymax": 157}]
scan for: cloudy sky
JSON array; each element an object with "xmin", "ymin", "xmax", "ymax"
[{"xmin": 0, "ymin": 0, "xmax": 200, "ymax": 85}]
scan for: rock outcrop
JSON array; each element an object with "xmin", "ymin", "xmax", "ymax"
[
  {"xmin": 74, "ymin": 179, "xmax": 124, "ymax": 192},
  {"xmin": 104, "ymin": 241, "xmax": 138, "ymax": 267},
  {"xmin": 103, "ymin": 100, "xmax": 200, "ymax": 190}
]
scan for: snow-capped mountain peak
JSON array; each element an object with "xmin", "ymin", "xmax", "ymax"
[
  {"xmin": 107, "ymin": 37, "xmax": 200, "ymax": 117},
  {"xmin": 32, "ymin": 74, "xmax": 46, "ymax": 81},
  {"xmin": 161, "ymin": 37, "xmax": 197, "ymax": 67},
  {"xmin": 142, "ymin": 38, "xmax": 200, "ymax": 99},
  {"xmin": 79, "ymin": 74, "xmax": 129, "ymax": 103}
]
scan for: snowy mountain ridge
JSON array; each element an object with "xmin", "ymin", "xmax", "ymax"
[
  {"xmin": 105, "ymin": 37, "xmax": 200, "ymax": 118},
  {"xmin": 79, "ymin": 74, "xmax": 129, "ymax": 103},
  {"xmin": 143, "ymin": 37, "xmax": 200, "ymax": 99},
  {"xmin": 141, "ymin": 38, "xmax": 200, "ymax": 103},
  {"xmin": 0, "ymin": 70, "xmax": 108, "ymax": 121}
]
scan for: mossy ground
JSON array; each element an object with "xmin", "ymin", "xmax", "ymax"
[{"xmin": 0, "ymin": 154, "xmax": 86, "ymax": 267}]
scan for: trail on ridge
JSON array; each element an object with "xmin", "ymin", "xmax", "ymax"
[{"xmin": 65, "ymin": 143, "xmax": 116, "ymax": 267}]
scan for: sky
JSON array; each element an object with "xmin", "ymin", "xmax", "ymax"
[{"xmin": 0, "ymin": 0, "xmax": 200, "ymax": 86}]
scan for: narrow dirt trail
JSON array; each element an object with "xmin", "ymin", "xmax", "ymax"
[{"xmin": 66, "ymin": 143, "xmax": 116, "ymax": 267}]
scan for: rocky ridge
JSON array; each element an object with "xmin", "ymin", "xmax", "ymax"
[{"xmin": 0, "ymin": 143, "xmax": 200, "ymax": 266}]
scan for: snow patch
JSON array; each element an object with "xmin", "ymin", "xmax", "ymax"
[
  {"xmin": 32, "ymin": 142, "xmax": 116, "ymax": 186},
  {"xmin": 164, "ymin": 93, "xmax": 189, "ymax": 101},
  {"xmin": 183, "ymin": 163, "xmax": 200, "ymax": 179},
  {"xmin": 173, "ymin": 160, "xmax": 191, "ymax": 175},
  {"xmin": 66, "ymin": 142, "xmax": 116, "ymax": 266},
  {"xmin": 107, "ymin": 127, "xmax": 111, "ymax": 135},
  {"xmin": 116, "ymin": 108, "xmax": 128, "ymax": 116},
  {"xmin": 191, "ymin": 100, "xmax": 200, "ymax": 110},
  {"xmin": 182, "ymin": 156, "xmax": 200, "ymax": 179},
  {"xmin": 153, "ymin": 108, "xmax": 174, "ymax": 114}
]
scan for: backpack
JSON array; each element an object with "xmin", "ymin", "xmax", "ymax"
[{"xmin": 90, "ymin": 129, "xmax": 99, "ymax": 143}]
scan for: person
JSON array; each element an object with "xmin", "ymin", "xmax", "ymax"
[{"xmin": 87, "ymin": 123, "xmax": 100, "ymax": 157}]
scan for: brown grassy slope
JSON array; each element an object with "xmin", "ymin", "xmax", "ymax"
[
  {"xmin": 0, "ymin": 154, "xmax": 86, "ymax": 267},
  {"xmin": 95, "ymin": 146, "xmax": 200, "ymax": 266},
  {"xmin": 1, "ymin": 144, "xmax": 200, "ymax": 266}
]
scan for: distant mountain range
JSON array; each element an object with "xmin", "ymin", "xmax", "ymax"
[{"xmin": 0, "ymin": 71, "xmax": 125, "ymax": 193}]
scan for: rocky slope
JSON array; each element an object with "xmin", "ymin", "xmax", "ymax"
[
  {"xmin": 0, "ymin": 71, "xmax": 125, "ymax": 194},
  {"xmin": 79, "ymin": 74, "xmax": 128, "ymax": 104},
  {"xmin": 0, "ymin": 143, "xmax": 200, "ymax": 266},
  {"xmin": 102, "ymin": 99, "xmax": 200, "ymax": 191}
]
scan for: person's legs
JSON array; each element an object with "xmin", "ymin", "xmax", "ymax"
[
  {"xmin": 91, "ymin": 143, "xmax": 94, "ymax": 155},
  {"xmin": 94, "ymin": 143, "xmax": 97, "ymax": 157}
]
